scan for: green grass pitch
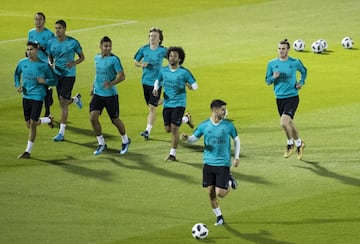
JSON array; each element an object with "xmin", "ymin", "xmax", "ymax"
[{"xmin": 0, "ymin": 0, "xmax": 359, "ymax": 243}]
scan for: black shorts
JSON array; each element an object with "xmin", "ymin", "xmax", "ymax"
[
  {"xmin": 23, "ymin": 98, "xmax": 43, "ymax": 121},
  {"xmin": 143, "ymin": 84, "xmax": 162, "ymax": 106},
  {"xmin": 276, "ymin": 95, "xmax": 299, "ymax": 119},
  {"xmin": 163, "ymin": 107, "xmax": 185, "ymax": 127},
  {"xmin": 90, "ymin": 94, "xmax": 120, "ymax": 119},
  {"xmin": 203, "ymin": 164, "xmax": 230, "ymax": 190},
  {"xmin": 56, "ymin": 76, "xmax": 75, "ymax": 100}
]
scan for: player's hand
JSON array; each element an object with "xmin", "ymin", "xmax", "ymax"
[
  {"xmin": 90, "ymin": 89, "xmax": 94, "ymax": 96},
  {"xmin": 37, "ymin": 77, "xmax": 46, "ymax": 84},
  {"xmin": 141, "ymin": 62, "xmax": 149, "ymax": 68},
  {"xmin": 296, "ymin": 83, "xmax": 302, "ymax": 89},
  {"xmin": 152, "ymin": 89, "xmax": 159, "ymax": 97},
  {"xmin": 233, "ymin": 158, "xmax": 239, "ymax": 167},
  {"xmin": 181, "ymin": 133, "xmax": 189, "ymax": 140},
  {"xmin": 273, "ymin": 71, "xmax": 280, "ymax": 79},
  {"xmin": 17, "ymin": 87, "xmax": 23, "ymax": 93},
  {"xmin": 103, "ymin": 81, "xmax": 111, "ymax": 89}
]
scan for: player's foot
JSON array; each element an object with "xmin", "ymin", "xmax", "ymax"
[
  {"xmin": 164, "ymin": 154, "xmax": 176, "ymax": 162},
  {"xmin": 53, "ymin": 133, "xmax": 64, "ymax": 142},
  {"xmin": 284, "ymin": 144, "xmax": 294, "ymax": 158},
  {"xmin": 229, "ymin": 174, "xmax": 238, "ymax": 190},
  {"xmin": 48, "ymin": 114, "xmax": 54, "ymax": 128},
  {"xmin": 296, "ymin": 142, "xmax": 305, "ymax": 160},
  {"xmin": 185, "ymin": 112, "xmax": 194, "ymax": 129},
  {"xmin": 140, "ymin": 131, "xmax": 149, "ymax": 140},
  {"xmin": 214, "ymin": 215, "xmax": 225, "ymax": 226},
  {"xmin": 94, "ymin": 144, "xmax": 107, "ymax": 156},
  {"xmin": 18, "ymin": 152, "xmax": 31, "ymax": 159},
  {"xmin": 74, "ymin": 93, "xmax": 82, "ymax": 109},
  {"xmin": 120, "ymin": 138, "xmax": 131, "ymax": 154}
]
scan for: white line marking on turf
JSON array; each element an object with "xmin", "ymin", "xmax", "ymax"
[{"xmin": 0, "ymin": 19, "xmax": 137, "ymax": 45}]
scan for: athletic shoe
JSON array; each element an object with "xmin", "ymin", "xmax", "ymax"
[
  {"xmin": 284, "ymin": 144, "xmax": 294, "ymax": 158},
  {"xmin": 18, "ymin": 152, "xmax": 31, "ymax": 159},
  {"xmin": 94, "ymin": 144, "xmax": 107, "ymax": 156},
  {"xmin": 164, "ymin": 154, "xmax": 176, "ymax": 162},
  {"xmin": 48, "ymin": 114, "xmax": 54, "ymax": 128},
  {"xmin": 185, "ymin": 112, "xmax": 194, "ymax": 129},
  {"xmin": 214, "ymin": 215, "xmax": 225, "ymax": 226},
  {"xmin": 229, "ymin": 174, "xmax": 238, "ymax": 190},
  {"xmin": 140, "ymin": 131, "xmax": 149, "ymax": 140},
  {"xmin": 296, "ymin": 142, "xmax": 305, "ymax": 160},
  {"xmin": 120, "ymin": 138, "xmax": 131, "ymax": 154},
  {"xmin": 53, "ymin": 133, "xmax": 64, "ymax": 142},
  {"xmin": 74, "ymin": 93, "xmax": 82, "ymax": 109}
]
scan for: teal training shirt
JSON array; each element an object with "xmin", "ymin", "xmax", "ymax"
[
  {"xmin": 265, "ymin": 57, "xmax": 307, "ymax": 99},
  {"xmin": 194, "ymin": 119, "xmax": 238, "ymax": 167},
  {"xmin": 134, "ymin": 44, "xmax": 167, "ymax": 86},
  {"xmin": 93, "ymin": 53, "xmax": 123, "ymax": 97},
  {"xmin": 28, "ymin": 28, "xmax": 54, "ymax": 63},
  {"xmin": 157, "ymin": 66, "xmax": 196, "ymax": 108},
  {"xmin": 14, "ymin": 57, "xmax": 57, "ymax": 101},
  {"xmin": 47, "ymin": 36, "xmax": 83, "ymax": 77}
]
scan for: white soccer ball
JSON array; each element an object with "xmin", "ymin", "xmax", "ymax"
[
  {"xmin": 317, "ymin": 39, "xmax": 328, "ymax": 51},
  {"xmin": 191, "ymin": 223, "xmax": 208, "ymax": 239},
  {"xmin": 341, "ymin": 37, "xmax": 354, "ymax": 49},
  {"xmin": 311, "ymin": 41, "xmax": 324, "ymax": 53},
  {"xmin": 293, "ymin": 39, "xmax": 305, "ymax": 51}
]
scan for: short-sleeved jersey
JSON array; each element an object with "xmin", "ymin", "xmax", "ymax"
[
  {"xmin": 14, "ymin": 58, "xmax": 56, "ymax": 101},
  {"xmin": 47, "ymin": 36, "xmax": 83, "ymax": 77},
  {"xmin": 134, "ymin": 44, "xmax": 167, "ymax": 86},
  {"xmin": 93, "ymin": 53, "xmax": 124, "ymax": 97},
  {"xmin": 27, "ymin": 28, "xmax": 54, "ymax": 63},
  {"xmin": 157, "ymin": 66, "xmax": 196, "ymax": 108},
  {"xmin": 194, "ymin": 119, "xmax": 238, "ymax": 167},
  {"xmin": 265, "ymin": 57, "xmax": 307, "ymax": 99}
]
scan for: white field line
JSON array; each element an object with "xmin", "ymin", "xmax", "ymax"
[{"xmin": 0, "ymin": 19, "xmax": 137, "ymax": 45}]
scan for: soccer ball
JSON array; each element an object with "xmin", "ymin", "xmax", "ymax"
[
  {"xmin": 311, "ymin": 41, "xmax": 324, "ymax": 53},
  {"xmin": 341, "ymin": 37, "xmax": 354, "ymax": 49},
  {"xmin": 191, "ymin": 223, "xmax": 208, "ymax": 239},
  {"xmin": 293, "ymin": 39, "xmax": 305, "ymax": 51},
  {"xmin": 317, "ymin": 39, "xmax": 328, "ymax": 51}
]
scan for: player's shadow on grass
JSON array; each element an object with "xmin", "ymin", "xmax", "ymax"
[
  {"xmin": 222, "ymin": 224, "xmax": 294, "ymax": 244},
  {"xmin": 296, "ymin": 160, "xmax": 360, "ymax": 187},
  {"xmin": 35, "ymin": 156, "xmax": 115, "ymax": 182}
]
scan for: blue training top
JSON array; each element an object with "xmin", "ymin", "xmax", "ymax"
[
  {"xmin": 157, "ymin": 66, "xmax": 196, "ymax": 108},
  {"xmin": 265, "ymin": 57, "xmax": 307, "ymax": 99},
  {"xmin": 28, "ymin": 27, "xmax": 54, "ymax": 63},
  {"xmin": 93, "ymin": 53, "xmax": 124, "ymax": 97},
  {"xmin": 194, "ymin": 119, "xmax": 238, "ymax": 167},
  {"xmin": 134, "ymin": 44, "xmax": 167, "ymax": 86}
]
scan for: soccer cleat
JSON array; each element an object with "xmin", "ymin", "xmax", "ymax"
[
  {"xmin": 140, "ymin": 131, "xmax": 149, "ymax": 140},
  {"xmin": 48, "ymin": 114, "xmax": 54, "ymax": 128},
  {"xmin": 74, "ymin": 93, "xmax": 83, "ymax": 109},
  {"xmin": 53, "ymin": 133, "xmax": 64, "ymax": 142},
  {"xmin": 185, "ymin": 112, "xmax": 194, "ymax": 129},
  {"xmin": 296, "ymin": 142, "xmax": 305, "ymax": 160},
  {"xmin": 284, "ymin": 144, "xmax": 294, "ymax": 158},
  {"xmin": 120, "ymin": 138, "xmax": 131, "ymax": 154},
  {"xmin": 164, "ymin": 154, "xmax": 176, "ymax": 162},
  {"xmin": 18, "ymin": 152, "xmax": 31, "ymax": 159},
  {"xmin": 94, "ymin": 144, "xmax": 107, "ymax": 156},
  {"xmin": 214, "ymin": 215, "xmax": 225, "ymax": 226},
  {"xmin": 229, "ymin": 174, "xmax": 238, "ymax": 190}
]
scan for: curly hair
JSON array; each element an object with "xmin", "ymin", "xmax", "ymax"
[{"xmin": 166, "ymin": 46, "xmax": 185, "ymax": 65}]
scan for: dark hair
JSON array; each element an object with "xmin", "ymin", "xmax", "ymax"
[
  {"xmin": 167, "ymin": 46, "xmax": 185, "ymax": 64},
  {"xmin": 100, "ymin": 36, "xmax": 112, "ymax": 44},
  {"xmin": 35, "ymin": 12, "xmax": 46, "ymax": 20},
  {"xmin": 210, "ymin": 99, "xmax": 227, "ymax": 109},
  {"xmin": 55, "ymin": 19, "xmax": 66, "ymax": 29},
  {"xmin": 27, "ymin": 41, "xmax": 39, "ymax": 49},
  {"xmin": 149, "ymin": 27, "xmax": 163, "ymax": 45},
  {"xmin": 279, "ymin": 38, "xmax": 290, "ymax": 49}
]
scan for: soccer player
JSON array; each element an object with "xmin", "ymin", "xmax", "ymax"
[
  {"xmin": 134, "ymin": 27, "xmax": 167, "ymax": 140},
  {"xmin": 15, "ymin": 42, "xmax": 57, "ymax": 159},
  {"xmin": 27, "ymin": 12, "xmax": 55, "ymax": 125},
  {"xmin": 152, "ymin": 46, "xmax": 198, "ymax": 161},
  {"xmin": 90, "ymin": 36, "xmax": 131, "ymax": 155},
  {"xmin": 265, "ymin": 39, "xmax": 307, "ymax": 160},
  {"xmin": 47, "ymin": 19, "xmax": 85, "ymax": 141},
  {"xmin": 182, "ymin": 99, "xmax": 240, "ymax": 226}
]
